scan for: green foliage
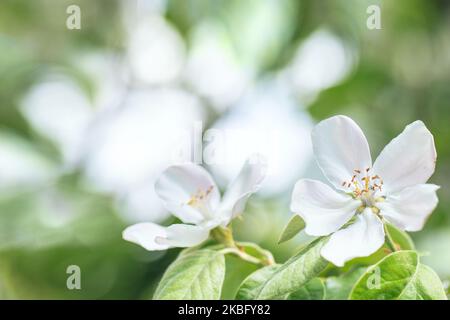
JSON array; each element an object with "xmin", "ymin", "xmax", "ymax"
[
  {"xmin": 385, "ymin": 223, "xmax": 415, "ymax": 250},
  {"xmin": 236, "ymin": 242, "xmax": 275, "ymax": 266},
  {"xmin": 221, "ymin": 253, "xmax": 260, "ymax": 299},
  {"xmin": 153, "ymin": 236, "xmax": 446, "ymax": 301},
  {"xmin": 325, "ymin": 267, "xmax": 366, "ymax": 300},
  {"xmin": 152, "ymin": 241, "xmax": 447, "ymax": 300},
  {"xmin": 236, "ymin": 238, "xmax": 329, "ymax": 299},
  {"xmin": 235, "ymin": 264, "xmax": 281, "ymax": 300},
  {"xmin": 350, "ymin": 251, "xmax": 447, "ymax": 300},
  {"xmin": 278, "ymin": 215, "xmax": 305, "ymax": 244},
  {"xmin": 287, "ymin": 278, "xmax": 325, "ymax": 300},
  {"xmin": 153, "ymin": 249, "xmax": 225, "ymax": 300}
]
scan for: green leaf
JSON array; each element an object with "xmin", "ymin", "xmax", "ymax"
[
  {"xmin": 153, "ymin": 249, "xmax": 225, "ymax": 300},
  {"xmin": 325, "ymin": 267, "xmax": 366, "ymax": 300},
  {"xmin": 350, "ymin": 251, "xmax": 447, "ymax": 300},
  {"xmin": 236, "ymin": 238, "xmax": 329, "ymax": 299},
  {"xmin": 278, "ymin": 215, "xmax": 305, "ymax": 244},
  {"xmin": 385, "ymin": 223, "xmax": 415, "ymax": 250},
  {"xmin": 221, "ymin": 253, "xmax": 260, "ymax": 299},
  {"xmin": 235, "ymin": 264, "xmax": 281, "ymax": 300},
  {"xmin": 399, "ymin": 264, "xmax": 448, "ymax": 300},
  {"xmin": 287, "ymin": 278, "xmax": 326, "ymax": 300}
]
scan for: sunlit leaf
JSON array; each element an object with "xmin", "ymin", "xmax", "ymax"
[
  {"xmin": 350, "ymin": 251, "xmax": 447, "ymax": 300},
  {"xmin": 236, "ymin": 238, "xmax": 328, "ymax": 299},
  {"xmin": 153, "ymin": 249, "xmax": 225, "ymax": 300},
  {"xmin": 325, "ymin": 267, "xmax": 366, "ymax": 300},
  {"xmin": 287, "ymin": 278, "xmax": 325, "ymax": 300},
  {"xmin": 385, "ymin": 223, "xmax": 415, "ymax": 250},
  {"xmin": 278, "ymin": 215, "xmax": 305, "ymax": 244},
  {"xmin": 235, "ymin": 264, "xmax": 280, "ymax": 300}
]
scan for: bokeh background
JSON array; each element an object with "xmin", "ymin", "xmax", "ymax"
[{"xmin": 0, "ymin": 0, "xmax": 449, "ymax": 299}]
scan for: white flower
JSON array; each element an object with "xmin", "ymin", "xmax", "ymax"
[
  {"xmin": 123, "ymin": 155, "xmax": 267, "ymax": 251},
  {"xmin": 291, "ymin": 115, "xmax": 439, "ymax": 267}
]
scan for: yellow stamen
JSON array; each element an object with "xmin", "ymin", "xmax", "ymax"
[{"xmin": 186, "ymin": 186, "xmax": 214, "ymax": 208}]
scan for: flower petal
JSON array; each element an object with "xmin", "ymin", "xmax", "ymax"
[
  {"xmin": 163, "ymin": 224, "xmax": 210, "ymax": 247},
  {"xmin": 312, "ymin": 115, "xmax": 372, "ymax": 191},
  {"xmin": 290, "ymin": 179, "xmax": 361, "ymax": 236},
  {"xmin": 155, "ymin": 163, "xmax": 221, "ymax": 224},
  {"xmin": 378, "ymin": 184, "xmax": 439, "ymax": 232},
  {"xmin": 122, "ymin": 223, "xmax": 210, "ymax": 251},
  {"xmin": 218, "ymin": 154, "xmax": 267, "ymax": 223},
  {"xmin": 321, "ymin": 208, "xmax": 385, "ymax": 267},
  {"xmin": 122, "ymin": 222, "xmax": 171, "ymax": 251},
  {"xmin": 372, "ymin": 121, "xmax": 436, "ymax": 194}
]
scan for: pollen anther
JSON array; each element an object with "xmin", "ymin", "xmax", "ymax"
[
  {"xmin": 342, "ymin": 168, "xmax": 383, "ymax": 198},
  {"xmin": 186, "ymin": 186, "xmax": 214, "ymax": 208}
]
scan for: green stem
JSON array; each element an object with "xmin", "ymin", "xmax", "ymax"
[
  {"xmin": 220, "ymin": 247, "xmax": 263, "ymax": 265},
  {"xmin": 211, "ymin": 226, "xmax": 236, "ymax": 248},
  {"xmin": 236, "ymin": 242, "xmax": 275, "ymax": 266},
  {"xmin": 211, "ymin": 227, "xmax": 274, "ymax": 266}
]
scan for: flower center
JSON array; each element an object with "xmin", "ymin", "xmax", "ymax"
[
  {"xmin": 186, "ymin": 185, "xmax": 215, "ymax": 218},
  {"xmin": 342, "ymin": 167, "xmax": 384, "ymax": 212}
]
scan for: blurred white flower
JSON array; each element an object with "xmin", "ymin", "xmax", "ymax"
[
  {"xmin": 75, "ymin": 51, "xmax": 128, "ymax": 111},
  {"xmin": 123, "ymin": 156, "xmax": 266, "ymax": 251},
  {"xmin": 82, "ymin": 88, "xmax": 205, "ymax": 222},
  {"xmin": 117, "ymin": 177, "xmax": 167, "ymax": 223},
  {"xmin": 185, "ymin": 21, "xmax": 251, "ymax": 110},
  {"xmin": 126, "ymin": 14, "xmax": 185, "ymax": 85},
  {"xmin": 208, "ymin": 79, "xmax": 314, "ymax": 194},
  {"xmin": 288, "ymin": 30, "xmax": 355, "ymax": 100},
  {"xmin": 20, "ymin": 75, "xmax": 93, "ymax": 167},
  {"xmin": 291, "ymin": 115, "xmax": 438, "ymax": 266}
]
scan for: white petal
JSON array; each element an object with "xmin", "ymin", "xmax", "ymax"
[
  {"xmin": 122, "ymin": 222, "xmax": 171, "ymax": 251},
  {"xmin": 123, "ymin": 223, "xmax": 210, "ymax": 251},
  {"xmin": 372, "ymin": 121, "xmax": 436, "ymax": 194},
  {"xmin": 378, "ymin": 184, "xmax": 439, "ymax": 232},
  {"xmin": 290, "ymin": 179, "xmax": 360, "ymax": 236},
  {"xmin": 163, "ymin": 224, "xmax": 210, "ymax": 247},
  {"xmin": 155, "ymin": 163, "xmax": 221, "ymax": 224},
  {"xmin": 312, "ymin": 115, "xmax": 372, "ymax": 191},
  {"xmin": 218, "ymin": 154, "xmax": 267, "ymax": 223},
  {"xmin": 321, "ymin": 208, "xmax": 385, "ymax": 267}
]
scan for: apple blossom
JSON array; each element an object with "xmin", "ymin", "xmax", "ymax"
[
  {"xmin": 123, "ymin": 155, "xmax": 267, "ymax": 251},
  {"xmin": 291, "ymin": 115, "xmax": 438, "ymax": 266}
]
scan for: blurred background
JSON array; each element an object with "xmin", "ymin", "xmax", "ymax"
[{"xmin": 0, "ymin": 0, "xmax": 449, "ymax": 299}]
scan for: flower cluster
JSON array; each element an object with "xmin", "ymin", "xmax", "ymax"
[{"xmin": 123, "ymin": 115, "xmax": 439, "ymax": 268}]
